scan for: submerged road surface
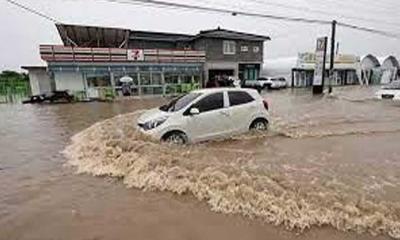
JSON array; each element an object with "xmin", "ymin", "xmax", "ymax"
[{"xmin": 1, "ymin": 87, "xmax": 400, "ymax": 240}]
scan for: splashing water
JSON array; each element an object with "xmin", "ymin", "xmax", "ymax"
[{"xmin": 64, "ymin": 107, "xmax": 400, "ymax": 239}]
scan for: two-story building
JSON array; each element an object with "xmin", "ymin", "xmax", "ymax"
[
  {"xmin": 25, "ymin": 24, "xmax": 270, "ymax": 98},
  {"xmin": 193, "ymin": 28, "xmax": 269, "ymax": 83}
]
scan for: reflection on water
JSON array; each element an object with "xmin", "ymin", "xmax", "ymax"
[{"xmin": 2, "ymin": 87, "xmax": 400, "ymax": 239}]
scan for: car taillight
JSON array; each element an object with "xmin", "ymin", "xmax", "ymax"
[{"xmin": 263, "ymin": 99, "xmax": 269, "ymax": 111}]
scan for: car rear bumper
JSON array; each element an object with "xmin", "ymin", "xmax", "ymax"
[{"xmin": 375, "ymin": 95, "xmax": 400, "ymax": 101}]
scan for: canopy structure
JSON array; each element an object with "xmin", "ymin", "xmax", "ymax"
[
  {"xmin": 380, "ymin": 56, "xmax": 399, "ymax": 84},
  {"xmin": 56, "ymin": 24, "xmax": 130, "ymax": 48},
  {"xmin": 361, "ymin": 54, "xmax": 381, "ymax": 70},
  {"xmin": 360, "ymin": 54, "xmax": 382, "ymax": 85},
  {"xmin": 381, "ymin": 56, "xmax": 399, "ymax": 70}
]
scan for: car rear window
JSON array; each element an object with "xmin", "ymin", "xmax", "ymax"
[{"xmin": 228, "ymin": 91, "xmax": 254, "ymax": 107}]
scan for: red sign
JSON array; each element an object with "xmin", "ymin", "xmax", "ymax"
[{"xmin": 127, "ymin": 49, "xmax": 144, "ymax": 61}]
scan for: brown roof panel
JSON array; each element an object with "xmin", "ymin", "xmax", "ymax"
[{"xmin": 56, "ymin": 24, "xmax": 129, "ymax": 48}]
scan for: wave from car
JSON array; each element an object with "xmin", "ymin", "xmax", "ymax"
[{"xmin": 137, "ymin": 88, "xmax": 270, "ymax": 144}]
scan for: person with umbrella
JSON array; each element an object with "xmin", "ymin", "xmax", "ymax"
[{"xmin": 120, "ymin": 76, "xmax": 134, "ymax": 96}]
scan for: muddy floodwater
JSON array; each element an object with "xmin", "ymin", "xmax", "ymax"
[{"xmin": 1, "ymin": 87, "xmax": 400, "ymax": 240}]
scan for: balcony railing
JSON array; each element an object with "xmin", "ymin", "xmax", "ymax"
[{"xmin": 40, "ymin": 45, "xmax": 206, "ymax": 63}]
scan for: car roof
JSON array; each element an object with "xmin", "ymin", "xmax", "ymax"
[{"xmin": 192, "ymin": 88, "xmax": 257, "ymax": 94}]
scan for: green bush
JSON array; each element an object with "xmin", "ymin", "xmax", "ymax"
[{"xmin": 0, "ymin": 71, "xmax": 30, "ymax": 102}]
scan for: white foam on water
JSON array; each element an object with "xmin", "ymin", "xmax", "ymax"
[{"xmin": 63, "ymin": 111, "xmax": 400, "ymax": 239}]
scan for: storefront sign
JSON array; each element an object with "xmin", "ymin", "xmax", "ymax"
[
  {"xmin": 298, "ymin": 52, "xmax": 316, "ymax": 64},
  {"xmin": 298, "ymin": 52, "xmax": 359, "ymax": 65},
  {"xmin": 127, "ymin": 49, "xmax": 144, "ymax": 61},
  {"xmin": 313, "ymin": 37, "xmax": 327, "ymax": 87},
  {"xmin": 335, "ymin": 54, "xmax": 360, "ymax": 64}
]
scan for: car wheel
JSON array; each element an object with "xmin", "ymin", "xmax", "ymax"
[
  {"xmin": 250, "ymin": 118, "xmax": 269, "ymax": 132},
  {"xmin": 162, "ymin": 131, "xmax": 188, "ymax": 145}
]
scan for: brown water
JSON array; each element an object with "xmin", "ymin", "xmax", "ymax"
[{"xmin": 1, "ymin": 87, "xmax": 400, "ymax": 240}]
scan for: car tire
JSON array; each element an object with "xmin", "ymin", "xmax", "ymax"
[
  {"xmin": 162, "ymin": 131, "xmax": 188, "ymax": 145},
  {"xmin": 250, "ymin": 118, "xmax": 269, "ymax": 132}
]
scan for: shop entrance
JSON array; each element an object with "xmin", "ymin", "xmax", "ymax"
[{"xmin": 239, "ymin": 64, "xmax": 261, "ymax": 81}]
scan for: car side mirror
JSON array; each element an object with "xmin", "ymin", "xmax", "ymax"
[{"xmin": 190, "ymin": 108, "xmax": 200, "ymax": 115}]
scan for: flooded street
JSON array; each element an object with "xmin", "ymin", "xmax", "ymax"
[{"xmin": 1, "ymin": 87, "xmax": 400, "ymax": 240}]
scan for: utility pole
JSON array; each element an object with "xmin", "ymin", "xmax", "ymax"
[{"xmin": 328, "ymin": 20, "xmax": 337, "ymax": 93}]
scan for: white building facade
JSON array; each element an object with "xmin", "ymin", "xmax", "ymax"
[{"xmin": 291, "ymin": 52, "xmax": 361, "ymax": 87}]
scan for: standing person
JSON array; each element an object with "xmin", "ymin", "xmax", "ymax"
[
  {"xmin": 121, "ymin": 83, "xmax": 132, "ymax": 96},
  {"xmin": 227, "ymin": 76, "xmax": 235, "ymax": 87}
]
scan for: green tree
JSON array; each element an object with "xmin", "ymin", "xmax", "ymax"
[{"xmin": 0, "ymin": 70, "xmax": 29, "ymax": 82}]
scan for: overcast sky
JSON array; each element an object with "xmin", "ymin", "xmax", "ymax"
[{"xmin": 1, "ymin": 0, "xmax": 400, "ymax": 71}]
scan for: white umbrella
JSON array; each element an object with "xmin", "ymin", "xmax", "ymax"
[{"xmin": 119, "ymin": 76, "xmax": 133, "ymax": 83}]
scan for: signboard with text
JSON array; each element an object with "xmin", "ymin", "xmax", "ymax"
[
  {"xmin": 313, "ymin": 37, "xmax": 328, "ymax": 88},
  {"xmin": 127, "ymin": 49, "xmax": 144, "ymax": 61}
]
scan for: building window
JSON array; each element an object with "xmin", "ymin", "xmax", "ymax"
[
  {"xmin": 193, "ymin": 75, "xmax": 201, "ymax": 84},
  {"xmin": 142, "ymin": 86, "xmax": 163, "ymax": 95},
  {"xmin": 223, "ymin": 40, "xmax": 236, "ymax": 55},
  {"xmin": 86, "ymin": 73, "xmax": 111, "ymax": 87},
  {"xmin": 140, "ymin": 72, "xmax": 151, "ymax": 85},
  {"xmin": 241, "ymin": 45, "xmax": 248, "ymax": 52},
  {"xmin": 253, "ymin": 46, "xmax": 260, "ymax": 53},
  {"xmin": 151, "ymin": 72, "xmax": 163, "ymax": 85},
  {"xmin": 181, "ymin": 75, "xmax": 193, "ymax": 84},
  {"xmin": 165, "ymin": 73, "xmax": 179, "ymax": 84}
]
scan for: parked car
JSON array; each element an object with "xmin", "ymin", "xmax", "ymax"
[
  {"xmin": 375, "ymin": 81, "xmax": 400, "ymax": 100},
  {"xmin": 23, "ymin": 91, "xmax": 74, "ymax": 104},
  {"xmin": 244, "ymin": 77, "xmax": 287, "ymax": 90},
  {"xmin": 137, "ymin": 88, "xmax": 270, "ymax": 144},
  {"xmin": 276, "ymin": 77, "xmax": 288, "ymax": 88}
]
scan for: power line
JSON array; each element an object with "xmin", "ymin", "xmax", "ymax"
[
  {"xmin": 100, "ymin": 0, "xmax": 400, "ymax": 39},
  {"xmin": 247, "ymin": 0, "xmax": 400, "ymax": 28},
  {"xmin": 4, "ymin": 0, "xmax": 60, "ymax": 23},
  {"xmin": 105, "ymin": 0, "xmax": 296, "ymax": 35},
  {"xmin": 103, "ymin": 0, "xmax": 332, "ymax": 25},
  {"xmin": 5, "ymin": 0, "xmax": 400, "ymax": 40},
  {"xmin": 317, "ymin": 0, "xmax": 400, "ymax": 15},
  {"xmin": 337, "ymin": 22, "xmax": 400, "ymax": 38}
]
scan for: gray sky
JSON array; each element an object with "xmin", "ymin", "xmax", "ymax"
[{"xmin": 1, "ymin": 0, "xmax": 400, "ymax": 71}]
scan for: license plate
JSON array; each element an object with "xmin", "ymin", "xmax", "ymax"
[{"xmin": 382, "ymin": 94, "xmax": 394, "ymax": 99}]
